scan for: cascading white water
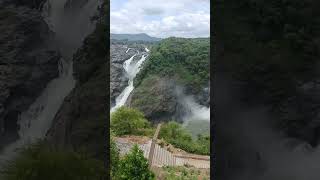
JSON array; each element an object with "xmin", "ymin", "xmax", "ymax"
[
  {"xmin": 110, "ymin": 48, "xmax": 149, "ymax": 112},
  {"xmin": 0, "ymin": 58, "xmax": 75, "ymax": 164},
  {"xmin": 0, "ymin": 0, "xmax": 100, "ymax": 164},
  {"xmin": 126, "ymin": 48, "xmax": 131, "ymax": 53}
]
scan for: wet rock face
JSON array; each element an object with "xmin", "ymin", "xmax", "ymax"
[
  {"xmin": 110, "ymin": 44, "xmax": 136, "ymax": 64},
  {"xmin": 128, "ymin": 76, "xmax": 178, "ymax": 123},
  {"xmin": 0, "ymin": 5, "xmax": 60, "ymax": 146}
]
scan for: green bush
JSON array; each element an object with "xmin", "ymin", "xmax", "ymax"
[
  {"xmin": 111, "ymin": 107, "xmax": 151, "ymax": 136},
  {"xmin": 161, "ymin": 166, "xmax": 206, "ymax": 180},
  {"xmin": 116, "ymin": 145, "xmax": 155, "ymax": 180},
  {"xmin": 0, "ymin": 142, "xmax": 106, "ymax": 180},
  {"xmin": 159, "ymin": 121, "xmax": 210, "ymax": 155}
]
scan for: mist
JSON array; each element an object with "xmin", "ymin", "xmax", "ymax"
[
  {"xmin": 174, "ymin": 86, "xmax": 210, "ymax": 123},
  {"xmin": 42, "ymin": 0, "xmax": 101, "ymax": 59}
]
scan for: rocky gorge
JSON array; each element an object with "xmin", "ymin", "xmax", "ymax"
[
  {"xmin": 0, "ymin": 0, "xmax": 60, "ymax": 148},
  {"xmin": 46, "ymin": 17, "xmax": 107, "ymax": 159},
  {"xmin": 110, "ymin": 38, "xmax": 210, "ymax": 125},
  {"xmin": 0, "ymin": 0, "xmax": 105, "ymax": 165}
]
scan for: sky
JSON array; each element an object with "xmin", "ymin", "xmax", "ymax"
[{"xmin": 110, "ymin": 0, "xmax": 210, "ymax": 38}]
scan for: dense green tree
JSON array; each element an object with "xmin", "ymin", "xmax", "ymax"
[
  {"xmin": 111, "ymin": 107, "xmax": 150, "ymax": 136},
  {"xmin": 116, "ymin": 145, "xmax": 155, "ymax": 180},
  {"xmin": 134, "ymin": 37, "xmax": 210, "ymax": 92}
]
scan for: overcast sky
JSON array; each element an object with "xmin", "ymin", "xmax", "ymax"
[{"xmin": 110, "ymin": 0, "xmax": 210, "ymax": 38}]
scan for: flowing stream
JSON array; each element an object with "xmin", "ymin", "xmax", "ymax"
[
  {"xmin": 110, "ymin": 48, "xmax": 149, "ymax": 112},
  {"xmin": 0, "ymin": 0, "xmax": 100, "ymax": 164}
]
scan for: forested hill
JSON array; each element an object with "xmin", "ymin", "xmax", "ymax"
[
  {"xmin": 111, "ymin": 33, "xmax": 161, "ymax": 42},
  {"xmin": 135, "ymin": 37, "xmax": 210, "ymax": 92},
  {"xmin": 128, "ymin": 37, "xmax": 210, "ymax": 122}
]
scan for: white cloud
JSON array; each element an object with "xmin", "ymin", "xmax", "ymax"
[{"xmin": 111, "ymin": 0, "xmax": 210, "ymax": 38}]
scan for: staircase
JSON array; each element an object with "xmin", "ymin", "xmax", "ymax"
[
  {"xmin": 116, "ymin": 138, "xmax": 210, "ymax": 169},
  {"xmin": 115, "ymin": 124, "xmax": 210, "ymax": 169}
]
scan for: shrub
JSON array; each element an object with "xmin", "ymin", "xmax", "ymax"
[
  {"xmin": 159, "ymin": 121, "xmax": 210, "ymax": 155},
  {"xmin": 159, "ymin": 121, "xmax": 192, "ymax": 141},
  {"xmin": 116, "ymin": 145, "xmax": 155, "ymax": 180},
  {"xmin": 161, "ymin": 165, "xmax": 207, "ymax": 180},
  {"xmin": 111, "ymin": 107, "xmax": 150, "ymax": 136},
  {"xmin": 0, "ymin": 142, "xmax": 106, "ymax": 180}
]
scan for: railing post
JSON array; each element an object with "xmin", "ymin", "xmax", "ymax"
[{"xmin": 148, "ymin": 123, "xmax": 161, "ymax": 168}]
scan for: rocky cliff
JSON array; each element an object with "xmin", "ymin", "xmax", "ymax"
[
  {"xmin": 0, "ymin": 1, "xmax": 60, "ymax": 148},
  {"xmin": 128, "ymin": 76, "xmax": 179, "ymax": 123}
]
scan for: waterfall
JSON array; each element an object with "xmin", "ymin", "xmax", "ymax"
[
  {"xmin": 126, "ymin": 48, "xmax": 131, "ymax": 53},
  {"xmin": 110, "ymin": 48, "xmax": 149, "ymax": 112},
  {"xmin": 0, "ymin": 0, "xmax": 101, "ymax": 164}
]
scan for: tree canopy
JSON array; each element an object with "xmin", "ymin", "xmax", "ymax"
[{"xmin": 135, "ymin": 37, "xmax": 210, "ymax": 92}]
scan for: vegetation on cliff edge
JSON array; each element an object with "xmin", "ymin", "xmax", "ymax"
[
  {"xmin": 135, "ymin": 37, "xmax": 210, "ymax": 92},
  {"xmin": 111, "ymin": 107, "xmax": 210, "ymax": 155}
]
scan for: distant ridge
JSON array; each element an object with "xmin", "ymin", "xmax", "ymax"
[{"xmin": 110, "ymin": 33, "xmax": 161, "ymax": 42}]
